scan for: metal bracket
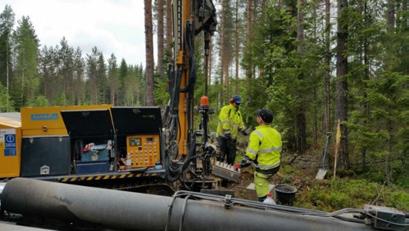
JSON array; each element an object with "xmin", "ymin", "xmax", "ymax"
[{"xmin": 224, "ymin": 194, "xmax": 233, "ymax": 209}]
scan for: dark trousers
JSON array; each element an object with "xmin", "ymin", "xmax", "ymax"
[{"xmin": 217, "ymin": 136, "xmax": 237, "ymax": 164}]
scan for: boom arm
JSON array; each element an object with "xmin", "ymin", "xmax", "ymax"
[{"xmin": 165, "ymin": 0, "xmax": 216, "ymax": 174}]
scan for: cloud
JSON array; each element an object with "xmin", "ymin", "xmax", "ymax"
[{"xmin": 0, "ymin": 0, "xmax": 147, "ymax": 65}]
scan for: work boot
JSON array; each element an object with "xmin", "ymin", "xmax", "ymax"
[{"xmin": 258, "ymin": 196, "xmax": 267, "ymax": 202}]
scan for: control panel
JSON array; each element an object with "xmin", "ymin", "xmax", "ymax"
[{"xmin": 126, "ymin": 135, "xmax": 160, "ymax": 168}]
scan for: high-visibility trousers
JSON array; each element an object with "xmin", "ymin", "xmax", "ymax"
[{"xmin": 254, "ymin": 166, "xmax": 280, "ymax": 198}]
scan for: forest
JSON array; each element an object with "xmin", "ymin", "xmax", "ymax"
[
  {"xmin": 0, "ymin": 0, "xmax": 409, "ymax": 210},
  {"xmin": 0, "ymin": 5, "xmax": 146, "ymax": 109}
]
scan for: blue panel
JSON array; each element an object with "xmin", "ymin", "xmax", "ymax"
[
  {"xmin": 81, "ymin": 150, "xmax": 110, "ymax": 162},
  {"xmin": 76, "ymin": 161, "xmax": 111, "ymax": 174},
  {"xmin": 5, "ymin": 134, "xmax": 16, "ymax": 148},
  {"xmin": 4, "ymin": 148, "xmax": 16, "ymax": 156}
]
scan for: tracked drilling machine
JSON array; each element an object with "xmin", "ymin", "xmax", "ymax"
[
  {"xmin": 1, "ymin": 1, "xmax": 409, "ymax": 231},
  {"xmin": 0, "ymin": 0, "xmax": 228, "ymax": 194}
]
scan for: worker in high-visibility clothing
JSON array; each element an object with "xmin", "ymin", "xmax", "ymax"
[
  {"xmin": 216, "ymin": 96, "xmax": 245, "ymax": 164},
  {"xmin": 242, "ymin": 109, "xmax": 282, "ymax": 202}
]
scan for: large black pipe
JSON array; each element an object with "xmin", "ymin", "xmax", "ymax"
[
  {"xmin": 0, "ymin": 222, "xmax": 55, "ymax": 231},
  {"xmin": 1, "ymin": 178, "xmax": 373, "ymax": 231},
  {"xmin": 0, "ymin": 182, "xmax": 5, "ymax": 195}
]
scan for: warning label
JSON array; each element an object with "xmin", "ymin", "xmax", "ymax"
[{"xmin": 0, "ymin": 129, "xmax": 16, "ymax": 156}]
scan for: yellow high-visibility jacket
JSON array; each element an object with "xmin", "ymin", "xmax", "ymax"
[
  {"xmin": 216, "ymin": 104, "xmax": 244, "ymax": 139},
  {"xmin": 246, "ymin": 125, "xmax": 282, "ymax": 170}
]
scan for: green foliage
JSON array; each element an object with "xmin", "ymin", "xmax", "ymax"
[
  {"xmin": 12, "ymin": 16, "xmax": 39, "ymax": 108},
  {"xmin": 0, "ymin": 5, "xmax": 148, "ymax": 108},
  {"xmin": 0, "ymin": 83, "xmax": 14, "ymax": 111},
  {"xmin": 298, "ymin": 179, "xmax": 409, "ymax": 211},
  {"xmin": 241, "ymin": 2, "xmax": 323, "ymax": 151},
  {"xmin": 27, "ymin": 95, "xmax": 49, "ymax": 107},
  {"xmin": 154, "ymin": 73, "xmax": 169, "ymax": 105}
]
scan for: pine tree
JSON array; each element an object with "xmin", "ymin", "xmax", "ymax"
[
  {"xmin": 295, "ymin": 0, "xmax": 307, "ymax": 153},
  {"xmin": 335, "ymin": 0, "xmax": 350, "ymax": 170},
  {"xmin": 12, "ymin": 16, "xmax": 39, "ymax": 108},
  {"xmin": 118, "ymin": 58, "xmax": 128, "ymax": 105},
  {"xmin": 145, "ymin": 0, "xmax": 155, "ymax": 105},
  {"xmin": 220, "ymin": 0, "xmax": 234, "ymax": 99},
  {"xmin": 0, "ymin": 5, "xmax": 15, "ymax": 105},
  {"xmin": 38, "ymin": 45, "xmax": 54, "ymax": 101},
  {"xmin": 323, "ymin": 0, "xmax": 331, "ymax": 135},
  {"xmin": 165, "ymin": 0, "xmax": 172, "ymax": 65},
  {"xmin": 108, "ymin": 54, "xmax": 119, "ymax": 105},
  {"xmin": 96, "ymin": 53, "xmax": 107, "ymax": 103},
  {"xmin": 86, "ymin": 47, "xmax": 99, "ymax": 104},
  {"xmin": 233, "ymin": 0, "xmax": 243, "ymax": 95},
  {"xmin": 157, "ymin": 0, "xmax": 164, "ymax": 75},
  {"xmin": 58, "ymin": 37, "xmax": 75, "ymax": 105}
]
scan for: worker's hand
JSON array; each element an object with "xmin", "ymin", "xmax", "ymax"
[
  {"xmin": 233, "ymin": 163, "xmax": 241, "ymax": 171},
  {"xmin": 240, "ymin": 157, "xmax": 251, "ymax": 168},
  {"xmin": 240, "ymin": 129, "xmax": 250, "ymax": 136}
]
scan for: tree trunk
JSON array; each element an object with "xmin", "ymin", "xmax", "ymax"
[
  {"xmin": 387, "ymin": 0, "xmax": 395, "ymax": 31},
  {"xmin": 6, "ymin": 38, "xmax": 10, "ymax": 111},
  {"xmin": 385, "ymin": 0, "xmax": 396, "ymax": 183},
  {"xmin": 219, "ymin": 3, "xmax": 225, "ymax": 105},
  {"xmin": 166, "ymin": 0, "xmax": 172, "ymax": 62},
  {"xmin": 246, "ymin": 0, "xmax": 253, "ymax": 79},
  {"xmin": 296, "ymin": 0, "xmax": 305, "ymax": 54},
  {"xmin": 235, "ymin": 0, "xmax": 240, "ymax": 94},
  {"xmin": 336, "ymin": 0, "xmax": 349, "ymax": 170},
  {"xmin": 296, "ymin": 0, "xmax": 307, "ymax": 154},
  {"xmin": 402, "ymin": 0, "xmax": 408, "ymax": 31},
  {"xmin": 157, "ymin": 0, "xmax": 164, "ymax": 75},
  {"xmin": 221, "ymin": 0, "xmax": 232, "ymax": 100},
  {"xmin": 386, "ymin": 118, "xmax": 393, "ymax": 184},
  {"xmin": 324, "ymin": 0, "xmax": 331, "ymax": 135},
  {"xmin": 145, "ymin": 0, "xmax": 155, "ymax": 106},
  {"xmin": 312, "ymin": 0, "xmax": 318, "ymax": 146},
  {"xmin": 361, "ymin": 0, "xmax": 369, "ymax": 172},
  {"xmin": 208, "ymin": 39, "xmax": 213, "ymax": 92}
]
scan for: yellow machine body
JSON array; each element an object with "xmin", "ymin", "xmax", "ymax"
[
  {"xmin": 21, "ymin": 105, "xmax": 111, "ymax": 137},
  {"xmin": 19, "ymin": 105, "xmax": 110, "ymax": 177},
  {"xmin": 1, "ymin": 105, "xmax": 162, "ymax": 179},
  {"xmin": 0, "ymin": 115, "xmax": 22, "ymax": 178},
  {"xmin": 126, "ymin": 135, "xmax": 160, "ymax": 168}
]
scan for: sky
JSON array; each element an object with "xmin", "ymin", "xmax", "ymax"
[{"xmin": 0, "ymin": 0, "xmax": 149, "ymax": 66}]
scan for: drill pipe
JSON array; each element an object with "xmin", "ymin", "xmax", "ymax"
[{"xmin": 1, "ymin": 178, "xmax": 372, "ymax": 231}]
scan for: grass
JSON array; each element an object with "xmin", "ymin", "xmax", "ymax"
[{"xmin": 295, "ymin": 178, "xmax": 409, "ymax": 212}]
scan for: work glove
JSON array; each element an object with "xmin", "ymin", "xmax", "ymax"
[
  {"xmin": 240, "ymin": 128, "xmax": 251, "ymax": 136},
  {"xmin": 240, "ymin": 127, "xmax": 251, "ymax": 136},
  {"xmin": 233, "ymin": 163, "xmax": 241, "ymax": 171},
  {"xmin": 240, "ymin": 156, "xmax": 252, "ymax": 168}
]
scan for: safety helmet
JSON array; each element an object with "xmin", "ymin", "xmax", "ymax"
[
  {"xmin": 256, "ymin": 109, "xmax": 273, "ymax": 124},
  {"xmin": 232, "ymin": 95, "xmax": 241, "ymax": 105}
]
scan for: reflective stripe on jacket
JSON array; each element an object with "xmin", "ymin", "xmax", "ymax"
[
  {"xmin": 245, "ymin": 125, "xmax": 282, "ymax": 170},
  {"xmin": 216, "ymin": 104, "xmax": 244, "ymax": 139}
]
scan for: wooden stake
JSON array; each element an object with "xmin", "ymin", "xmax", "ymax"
[{"xmin": 333, "ymin": 120, "xmax": 341, "ymax": 180}]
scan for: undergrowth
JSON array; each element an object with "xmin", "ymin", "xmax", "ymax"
[{"xmin": 295, "ymin": 179, "xmax": 409, "ymax": 212}]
